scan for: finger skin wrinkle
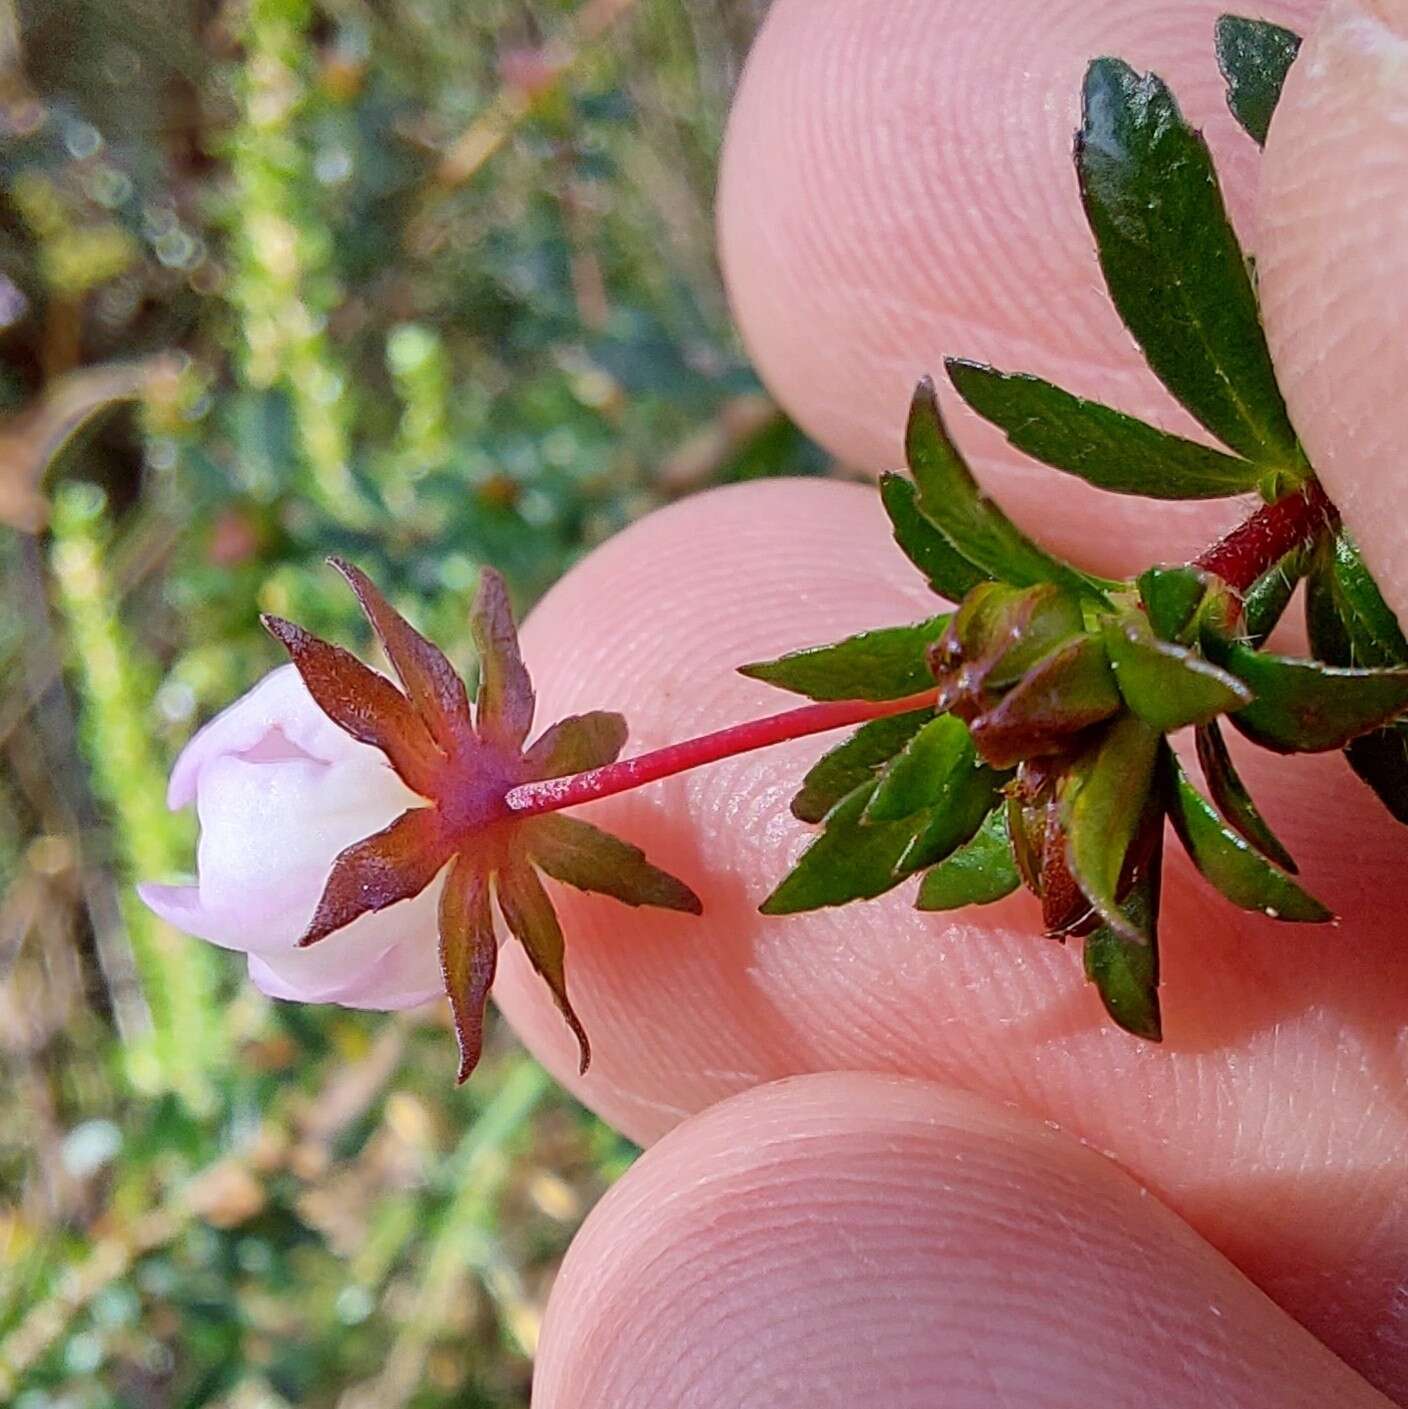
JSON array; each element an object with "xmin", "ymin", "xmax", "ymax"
[{"xmin": 533, "ymin": 1075, "xmax": 1392, "ymax": 1408}]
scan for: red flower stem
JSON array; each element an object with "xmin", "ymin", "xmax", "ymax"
[
  {"xmin": 504, "ymin": 690, "xmax": 938, "ymax": 818},
  {"xmin": 507, "ymin": 485, "xmax": 1339, "ymax": 821},
  {"xmin": 1193, "ymin": 479, "xmax": 1337, "ymax": 593}
]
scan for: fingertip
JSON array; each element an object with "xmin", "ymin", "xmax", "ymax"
[
  {"xmin": 1258, "ymin": 0, "xmax": 1408, "ymax": 623},
  {"xmin": 534, "ymin": 1073, "xmax": 1383, "ymax": 1408}
]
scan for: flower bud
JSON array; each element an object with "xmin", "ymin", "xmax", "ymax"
[
  {"xmin": 138, "ymin": 665, "xmax": 445, "ymax": 1009},
  {"xmin": 930, "ymin": 583, "xmax": 1121, "ymax": 770}
]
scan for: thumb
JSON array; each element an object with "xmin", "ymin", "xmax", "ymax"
[{"xmin": 1258, "ymin": 0, "xmax": 1408, "ymax": 623}]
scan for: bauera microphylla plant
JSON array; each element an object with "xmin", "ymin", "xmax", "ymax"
[{"xmin": 143, "ymin": 17, "xmax": 1408, "ymax": 1076}]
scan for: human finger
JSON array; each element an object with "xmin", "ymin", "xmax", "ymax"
[
  {"xmin": 1258, "ymin": 0, "xmax": 1408, "ymax": 622},
  {"xmin": 716, "ymin": 0, "xmax": 1322, "ymax": 574},
  {"xmin": 534, "ymin": 1072, "xmax": 1392, "ymax": 1409},
  {"xmin": 495, "ymin": 478, "xmax": 1408, "ymax": 1398}
]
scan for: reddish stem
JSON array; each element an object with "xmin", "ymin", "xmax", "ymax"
[
  {"xmin": 504, "ymin": 691, "xmax": 937, "ymax": 818},
  {"xmin": 507, "ymin": 485, "xmax": 1339, "ymax": 820},
  {"xmin": 1193, "ymin": 479, "xmax": 1337, "ymax": 592}
]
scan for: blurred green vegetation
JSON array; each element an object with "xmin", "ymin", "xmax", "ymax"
[{"xmin": 0, "ymin": 1, "xmax": 825, "ymax": 1404}]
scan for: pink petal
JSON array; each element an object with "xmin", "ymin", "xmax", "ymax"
[{"xmin": 168, "ymin": 665, "xmax": 377, "ymax": 810}]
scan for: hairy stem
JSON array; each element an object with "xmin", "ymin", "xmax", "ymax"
[
  {"xmin": 1194, "ymin": 479, "xmax": 1336, "ymax": 592},
  {"xmin": 505, "ymin": 691, "xmax": 937, "ymax": 817}
]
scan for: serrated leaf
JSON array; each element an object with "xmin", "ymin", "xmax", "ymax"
[
  {"xmin": 1208, "ymin": 639, "xmax": 1408, "ymax": 753},
  {"xmin": 904, "ymin": 379, "xmax": 1113, "ymax": 604},
  {"xmin": 967, "ymin": 635, "xmax": 1122, "ymax": 769},
  {"xmin": 1060, "ymin": 713, "xmax": 1161, "ymax": 943},
  {"xmin": 879, "ymin": 472, "xmax": 989, "ymax": 602},
  {"xmin": 1083, "ymin": 845, "xmax": 1162, "ymax": 1041},
  {"xmin": 1076, "ymin": 58, "xmax": 1301, "ymax": 468},
  {"xmin": 791, "ymin": 708, "xmax": 932, "ymax": 824},
  {"xmin": 522, "ymin": 710, "xmax": 628, "ymax": 780},
  {"xmin": 1215, "ymin": 15, "xmax": 1302, "ymax": 146},
  {"xmin": 495, "ymin": 857, "xmax": 590, "ymax": 1073},
  {"xmin": 761, "ymin": 779, "xmax": 930, "ymax": 914},
  {"xmin": 866, "ymin": 714, "xmax": 974, "ymax": 822},
  {"xmin": 1194, "ymin": 720, "xmax": 1298, "ymax": 871},
  {"xmin": 1165, "ymin": 750, "xmax": 1330, "ymax": 921},
  {"xmin": 947, "ymin": 359, "xmax": 1261, "ymax": 500},
  {"xmin": 1103, "ymin": 616, "xmax": 1251, "ymax": 732},
  {"xmin": 1243, "ymin": 545, "xmax": 1309, "ymax": 647},
  {"xmin": 739, "ymin": 613, "xmax": 949, "ymax": 702},
  {"xmin": 915, "ymin": 807, "xmax": 1021, "ymax": 911},
  {"xmin": 438, "ymin": 855, "xmax": 498, "ymax": 1083},
  {"xmin": 524, "ymin": 813, "xmax": 701, "ymax": 913}
]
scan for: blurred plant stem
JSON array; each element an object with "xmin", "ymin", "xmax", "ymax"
[
  {"xmin": 362, "ymin": 1056, "xmax": 551, "ymax": 1407},
  {"xmin": 49, "ymin": 483, "xmax": 222, "ymax": 1111},
  {"xmin": 384, "ymin": 323, "xmax": 451, "ymax": 511},
  {"xmin": 228, "ymin": 0, "xmax": 369, "ymax": 526},
  {"xmin": 430, "ymin": 0, "xmax": 641, "ymax": 192}
]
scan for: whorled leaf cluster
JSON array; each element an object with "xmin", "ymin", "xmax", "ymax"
[{"xmin": 743, "ymin": 18, "xmax": 1408, "ymax": 1039}]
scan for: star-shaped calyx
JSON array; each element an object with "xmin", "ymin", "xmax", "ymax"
[{"xmin": 262, "ymin": 559, "xmax": 701, "ymax": 1082}]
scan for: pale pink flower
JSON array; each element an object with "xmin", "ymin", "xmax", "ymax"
[
  {"xmin": 139, "ymin": 663, "xmax": 445, "ymax": 1010},
  {"xmin": 140, "ymin": 560, "xmax": 698, "ymax": 1081}
]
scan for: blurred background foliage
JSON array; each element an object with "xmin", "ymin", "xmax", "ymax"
[{"xmin": 0, "ymin": 1, "xmax": 827, "ymax": 1403}]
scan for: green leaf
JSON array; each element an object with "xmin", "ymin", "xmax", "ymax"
[
  {"xmin": 1215, "ymin": 15, "xmax": 1302, "ymax": 146},
  {"xmin": 495, "ymin": 857, "xmax": 590, "ymax": 1073},
  {"xmin": 1102, "ymin": 615, "xmax": 1251, "ymax": 731},
  {"xmin": 1305, "ymin": 530, "xmax": 1408, "ymax": 824},
  {"xmin": 1194, "ymin": 720, "xmax": 1298, "ymax": 872},
  {"xmin": 525, "ymin": 813, "xmax": 702, "ymax": 914},
  {"xmin": 1138, "ymin": 565, "xmax": 1220, "ymax": 646},
  {"xmin": 1165, "ymin": 750, "xmax": 1331, "ymax": 921},
  {"xmin": 879, "ymin": 472, "xmax": 989, "ymax": 602},
  {"xmin": 1208, "ymin": 639, "xmax": 1408, "ymax": 753},
  {"xmin": 1060, "ymin": 713, "xmax": 1161, "ymax": 943},
  {"xmin": 896, "ymin": 762, "xmax": 1004, "ymax": 874},
  {"xmin": 1083, "ymin": 847, "xmax": 1162, "ymax": 1041},
  {"xmin": 967, "ymin": 635, "xmax": 1122, "ymax": 769},
  {"xmin": 904, "ymin": 379, "xmax": 1113, "ymax": 604},
  {"xmin": 1305, "ymin": 530, "xmax": 1408, "ymax": 670},
  {"xmin": 866, "ymin": 714, "xmax": 975, "ymax": 822},
  {"xmin": 946, "ymin": 359, "xmax": 1261, "ymax": 499},
  {"xmin": 739, "ymin": 613, "xmax": 949, "ymax": 702},
  {"xmin": 1076, "ymin": 58, "xmax": 1301, "ymax": 468},
  {"xmin": 1346, "ymin": 726, "xmax": 1408, "ymax": 826},
  {"xmin": 763, "ymin": 760, "xmax": 999, "ymax": 915},
  {"xmin": 791, "ymin": 708, "xmax": 933, "ymax": 825},
  {"xmin": 915, "ymin": 807, "xmax": 1021, "ymax": 911},
  {"xmin": 760, "ymin": 779, "xmax": 929, "ymax": 914},
  {"xmin": 1242, "ymin": 545, "xmax": 1309, "ymax": 647},
  {"xmin": 522, "ymin": 710, "xmax": 628, "ymax": 779},
  {"xmin": 794, "ymin": 710, "xmax": 935, "ymax": 822}
]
